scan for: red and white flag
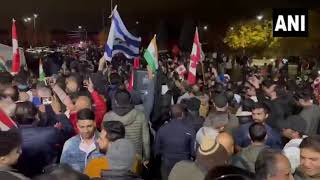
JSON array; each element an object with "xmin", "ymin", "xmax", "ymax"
[
  {"xmin": 175, "ymin": 64, "xmax": 186, "ymax": 79},
  {"xmin": 0, "ymin": 108, "xmax": 17, "ymax": 130},
  {"xmin": 187, "ymin": 28, "xmax": 201, "ymax": 85},
  {"xmin": 11, "ymin": 19, "xmax": 20, "ymax": 74}
]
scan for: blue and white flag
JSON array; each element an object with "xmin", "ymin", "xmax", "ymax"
[{"xmin": 104, "ymin": 6, "xmax": 141, "ymax": 61}]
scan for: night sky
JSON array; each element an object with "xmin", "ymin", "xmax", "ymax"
[{"xmin": 1, "ymin": 0, "xmax": 319, "ymax": 32}]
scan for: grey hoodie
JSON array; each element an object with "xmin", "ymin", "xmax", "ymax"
[
  {"xmin": 107, "ymin": 139, "xmax": 135, "ymax": 171},
  {"xmin": 103, "ymin": 108, "xmax": 150, "ymax": 161}
]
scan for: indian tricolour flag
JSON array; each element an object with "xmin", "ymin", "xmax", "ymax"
[
  {"xmin": 143, "ymin": 35, "xmax": 158, "ymax": 73},
  {"xmin": 39, "ymin": 59, "xmax": 46, "ymax": 85}
]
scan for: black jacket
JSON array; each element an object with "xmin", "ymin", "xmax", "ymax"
[
  {"xmin": 101, "ymin": 170, "xmax": 143, "ymax": 180},
  {"xmin": 0, "ymin": 167, "xmax": 29, "ymax": 180},
  {"xmin": 15, "ymin": 126, "xmax": 63, "ymax": 177}
]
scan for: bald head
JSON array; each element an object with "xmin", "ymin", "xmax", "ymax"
[
  {"xmin": 217, "ymin": 132, "xmax": 234, "ymax": 155},
  {"xmin": 66, "ymin": 79, "xmax": 79, "ymax": 94},
  {"xmin": 75, "ymin": 96, "xmax": 91, "ymax": 111}
]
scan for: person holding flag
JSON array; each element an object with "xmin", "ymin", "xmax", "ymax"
[{"xmin": 187, "ymin": 28, "xmax": 201, "ymax": 85}]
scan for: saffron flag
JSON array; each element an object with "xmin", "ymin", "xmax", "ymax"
[
  {"xmin": 144, "ymin": 35, "xmax": 158, "ymax": 73},
  {"xmin": 187, "ymin": 28, "xmax": 201, "ymax": 85}
]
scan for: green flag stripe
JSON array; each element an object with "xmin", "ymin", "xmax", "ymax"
[{"xmin": 144, "ymin": 50, "xmax": 157, "ymax": 72}]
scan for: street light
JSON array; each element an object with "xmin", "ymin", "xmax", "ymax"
[
  {"xmin": 257, "ymin": 15, "xmax": 263, "ymax": 21},
  {"xmin": 136, "ymin": 21, "xmax": 139, "ymax": 25},
  {"xmin": 230, "ymin": 27, "xmax": 234, "ymax": 31},
  {"xmin": 204, "ymin": 25, "xmax": 208, "ymax": 31},
  {"xmin": 33, "ymin": 14, "xmax": 38, "ymax": 18},
  {"xmin": 78, "ymin": 25, "xmax": 82, "ymax": 29},
  {"xmin": 27, "ymin": 17, "xmax": 32, "ymax": 21}
]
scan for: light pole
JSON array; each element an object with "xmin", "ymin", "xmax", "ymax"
[
  {"xmin": 33, "ymin": 14, "xmax": 38, "ymax": 30},
  {"xmin": 33, "ymin": 14, "xmax": 38, "ymax": 45},
  {"xmin": 23, "ymin": 17, "xmax": 32, "ymax": 46},
  {"xmin": 78, "ymin": 26, "xmax": 87, "ymax": 42}
]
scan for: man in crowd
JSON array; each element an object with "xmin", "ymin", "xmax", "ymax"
[
  {"xmin": 14, "ymin": 101, "xmax": 63, "ymax": 177},
  {"xmin": 181, "ymin": 97, "xmax": 204, "ymax": 132},
  {"xmin": 262, "ymin": 79, "xmax": 295, "ymax": 129},
  {"xmin": 204, "ymin": 94, "xmax": 239, "ymax": 135},
  {"xmin": 255, "ymin": 148, "xmax": 294, "ymax": 180},
  {"xmin": 295, "ymin": 135, "xmax": 320, "ymax": 179},
  {"xmin": 154, "ymin": 104, "xmax": 196, "ymax": 180},
  {"xmin": 296, "ymin": 90, "xmax": 320, "ymax": 136},
  {"xmin": 90, "ymin": 121, "xmax": 142, "ymax": 180},
  {"xmin": 280, "ymin": 115, "xmax": 307, "ymax": 172},
  {"xmin": 60, "ymin": 109, "xmax": 103, "ymax": 172},
  {"xmin": 0, "ymin": 129, "xmax": 30, "ymax": 180},
  {"xmin": 103, "ymin": 89, "xmax": 150, "ymax": 168},
  {"xmin": 235, "ymin": 102, "xmax": 282, "ymax": 149},
  {"xmin": 233, "ymin": 122, "xmax": 268, "ymax": 172},
  {"xmin": 169, "ymin": 135, "xmax": 229, "ymax": 180}
]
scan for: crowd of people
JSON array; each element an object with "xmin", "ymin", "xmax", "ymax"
[{"xmin": 1, "ymin": 45, "xmax": 320, "ymax": 180}]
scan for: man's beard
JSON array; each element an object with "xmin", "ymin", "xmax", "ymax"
[{"xmin": 99, "ymin": 147, "xmax": 107, "ymax": 154}]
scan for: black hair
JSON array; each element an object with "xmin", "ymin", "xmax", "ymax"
[
  {"xmin": 0, "ymin": 71, "xmax": 13, "ymax": 85},
  {"xmin": 109, "ymin": 73, "xmax": 122, "ymax": 86},
  {"xmin": 4, "ymin": 86, "xmax": 19, "ymax": 102},
  {"xmin": 255, "ymin": 148, "xmax": 284, "ymax": 180},
  {"xmin": 42, "ymin": 163, "xmax": 89, "ymax": 180},
  {"xmin": 300, "ymin": 135, "xmax": 320, "ymax": 153},
  {"xmin": 77, "ymin": 108, "xmax": 95, "ymax": 121},
  {"xmin": 205, "ymin": 165, "xmax": 254, "ymax": 180},
  {"xmin": 15, "ymin": 101, "xmax": 38, "ymax": 125},
  {"xmin": 0, "ymin": 128, "xmax": 22, "ymax": 156},
  {"xmin": 252, "ymin": 102, "xmax": 269, "ymax": 114},
  {"xmin": 114, "ymin": 89, "xmax": 131, "ymax": 106},
  {"xmin": 295, "ymin": 89, "xmax": 313, "ymax": 101},
  {"xmin": 241, "ymin": 99, "xmax": 255, "ymax": 112},
  {"xmin": 261, "ymin": 79, "xmax": 276, "ymax": 88},
  {"xmin": 170, "ymin": 104, "xmax": 185, "ymax": 119},
  {"xmin": 249, "ymin": 123, "xmax": 267, "ymax": 142},
  {"xmin": 102, "ymin": 121, "xmax": 125, "ymax": 142}
]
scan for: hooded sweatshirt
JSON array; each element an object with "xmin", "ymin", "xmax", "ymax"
[{"xmin": 103, "ymin": 106, "xmax": 150, "ymax": 161}]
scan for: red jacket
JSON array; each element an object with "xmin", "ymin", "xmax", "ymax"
[
  {"xmin": 69, "ymin": 90, "xmax": 107, "ymax": 133},
  {"xmin": 91, "ymin": 90, "xmax": 107, "ymax": 129}
]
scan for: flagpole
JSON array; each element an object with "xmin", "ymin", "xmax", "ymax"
[{"xmin": 201, "ymin": 62, "xmax": 205, "ymax": 85}]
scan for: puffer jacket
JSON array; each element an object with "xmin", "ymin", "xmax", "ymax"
[{"xmin": 103, "ymin": 108, "xmax": 150, "ymax": 161}]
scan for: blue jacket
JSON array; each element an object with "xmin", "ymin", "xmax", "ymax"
[
  {"xmin": 235, "ymin": 122, "xmax": 283, "ymax": 149},
  {"xmin": 60, "ymin": 133, "xmax": 103, "ymax": 172},
  {"xmin": 16, "ymin": 126, "xmax": 63, "ymax": 177},
  {"xmin": 154, "ymin": 119, "xmax": 196, "ymax": 172}
]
